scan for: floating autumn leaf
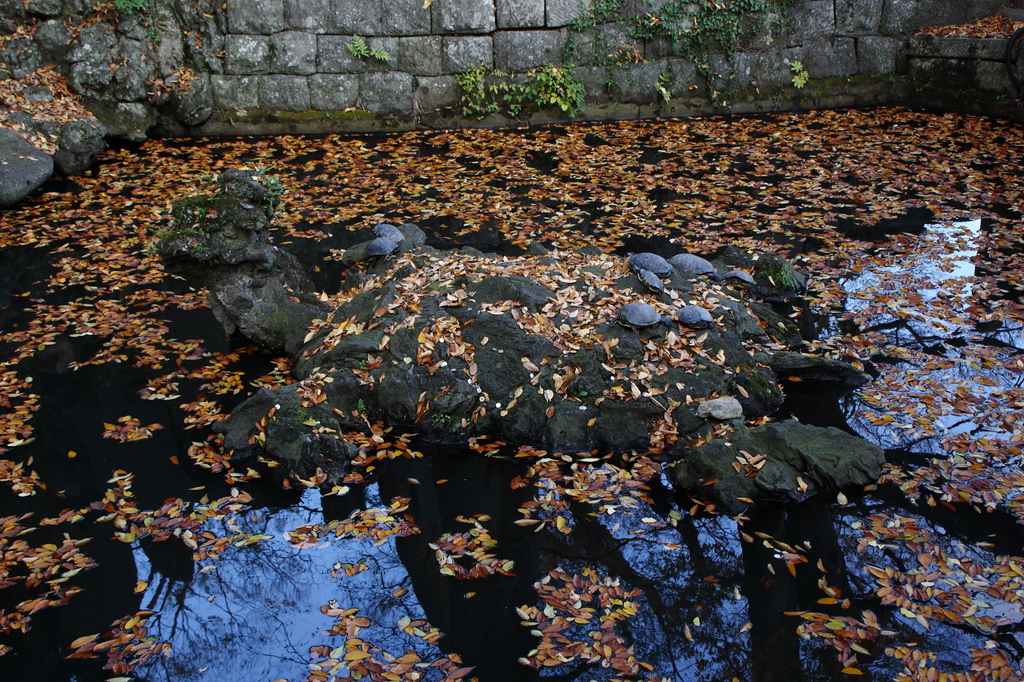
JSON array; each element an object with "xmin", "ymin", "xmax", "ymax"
[{"xmin": 101, "ymin": 416, "xmax": 164, "ymax": 443}]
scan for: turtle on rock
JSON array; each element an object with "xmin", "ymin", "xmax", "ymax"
[
  {"xmin": 668, "ymin": 253, "xmax": 719, "ymax": 280},
  {"xmin": 366, "ymin": 236, "xmax": 400, "ymax": 262},
  {"xmin": 628, "ymin": 252, "xmax": 673, "ymax": 277},
  {"xmin": 636, "ymin": 268, "xmax": 666, "ymax": 294},
  {"xmin": 724, "ymin": 269, "xmax": 755, "ymax": 288},
  {"xmin": 616, "ymin": 301, "xmax": 671, "ymax": 331},
  {"xmin": 677, "ymin": 305, "xmax": 715, "ymax": 328},
  {"xmin": 373, "ymin": 222, "xmax": 406, "ymax": 242}
]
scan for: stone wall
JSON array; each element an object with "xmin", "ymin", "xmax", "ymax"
[{"xmin": 0, "ymin": 0, "xmax": 1020, "ymax": 147}]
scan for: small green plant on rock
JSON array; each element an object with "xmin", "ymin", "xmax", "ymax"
[
  {"xmin": 456, "ymin": 65, "xmax": 585, "ymax": 119},
  {"xmin": 657, "ymin": 72, "xmax": 672, "ymax": 101},
  {"xmin": 347, "ymin": 36, "xmax": 391, "ymax": 63},
  {"xmin": 790, "ymin": 60, "xmax": 809, "ymax": 89},
  {"xmin": 113, "ymin": 0, "xmax": 149, "ymax": 14}
]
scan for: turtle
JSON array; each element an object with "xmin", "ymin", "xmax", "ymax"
[
  {"xmin": 616, "ymin": 301, "xmax": 671, "ymax": 331},
  {"xmin": 373, "ymin": 222, "xmax": 405, "ymax": 242},
  {"xmin": 668, "ymin": 253, "xmax": 719, "ymax": 280},
  {"xmin": 677, "ymin": 305, "xmax": 715, "ymax": 328},
  {"xmin": 724, "ymin": 269, "xmax": 756, "ymax": 288},
  {"xmin": 636, "ymin": 268, "xmax": 666, "ymax": 294},
  {"xmin": 628, "ymin": 252, "xmax": 673, "ymax": 277},
  {"xmin": 366, "ymin": 236, "xmax": 400, "ymax": 261}
]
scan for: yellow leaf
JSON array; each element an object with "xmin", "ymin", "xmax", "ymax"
[
  {"xmin": 69, "ymin": 633, "xmax": 98, "ymax": 648},
  {"xmin": 841, "ymin": 667, "xmax": 863, "ymax": 675},
  {"xmin": 344, "ymin": 650, "xmax": 372, "ymax": 661}
]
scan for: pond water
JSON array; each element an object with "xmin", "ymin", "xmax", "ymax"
[{"xmin": 1, "ymin": 109, "xmax": 1024, "ymax": 682}]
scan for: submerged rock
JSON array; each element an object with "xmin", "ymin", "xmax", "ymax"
[{"xmin": 670, "ymin": 420, "xmax": 885, "ymax": 514}]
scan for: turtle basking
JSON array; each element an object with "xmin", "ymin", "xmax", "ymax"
[
  {"xmin": 373, "ymin": 222, "xmax": 406, "ymax": 242},
  {"xmin": 366, "ymin": 236, "xmax": 400, "ymax": 262},
  {"xmin": 616, "ymin": 301, "xmax": 671, "ymax": 331},
  {"xmin": 636, "ymin": 268, "xmax": 666, "ymax": 294},
  {"xmin": 628, "ymin": 252, "xmax": 673, "ymax": 277},
  {"xmin": 724, "ymin": 269, "xmax": 755, "ymax": 288},
  {"xmin": 668, "ymin": 253, "xmax": 719, "ymax": 280},
  {"xmin": 677, "ymin": 305, "xmax": 714, "ymax": 328}
]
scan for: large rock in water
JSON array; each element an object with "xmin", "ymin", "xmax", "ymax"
[
  {"xmin": 670, "ymin": 420, "xmax": 885, "ymax": 514},
  {"xmin": 156, "ymin": 169, "xmax": 328, "ymax": 353},
  {"xmin": 216, "ymin": 225, "xmax": 875, "ymax": 489},
  {"xmin": 0, "ymin": 128, "xmax": 53, "ymax": 207}
]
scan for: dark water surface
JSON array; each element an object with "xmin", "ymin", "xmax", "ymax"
[{"xmin": 2, "ymin": 110, "xmax": 1024, "ymax": 681}]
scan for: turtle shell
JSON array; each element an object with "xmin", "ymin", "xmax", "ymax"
[
  {"xmin": 724, "ymin": 269, "xmax": 755, "ymax": 286},
  {"xmin": 677, "ymin": 305, "xmax": 714, "ymax": 328},
  {"xmin": 616, "ymin": 301, "xmax": 666, "ymax": 328},
  {"xmin": 628, "ymin": 252, "xmax": 673, "ymax": 277},
  {"xmin": 366, "ymin": 236, "xmax": 400, "ymax": 259},
  {"xmin": 637, "ymin": 268, "xmax": 665, "ymax": 293},
  {"xmin": 668, "ymin": 253, "xmax": 716, "ymax": 276},
  {"xmin": 373, "ymin": 223, "xmax": 405, "ymax": 242}
]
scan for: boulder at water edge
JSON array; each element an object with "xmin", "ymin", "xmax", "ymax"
[
  {"xmin": 0, "ymin": 128, "xmax": 52, "ymax": 207},
  {"xmin": 671, "ymin": 420, "xmax": 885, "ymax": 515}
]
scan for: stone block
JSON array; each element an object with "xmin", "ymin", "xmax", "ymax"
[
  {"xmin": 908, "ymin": 35, "xmax": 1004, "ymax": 61},
  {"xmin": 741, "ymin": 12, "xmax": 786, "ymax": 52},
  {"xmin": 414, "ymin": 75, "xmax": 461, "ymax": 109},
  {"xmin": 708, "ymin": 52, "xmax": 750, "ymax": 92},
  {"xmin": 748, "ymin": 47, "xmax": 803, "ymax": 90},
  {"xmin": 547, "ymin": 0, "xmax": 581, "ymax": 28},
  {"xmin": 565, "ymin": 23, "xmax": 631, "ymax": 67},
  {"xmin": 437, "ymin": 0, "xmax": 496, "ymax": 34},
  {"xmin": 443, "ymin": 36, "xmax": 493, "ymax": 72},
  {"xmin": 976, "ymin": 60, "xmax": 1008, "ymax": 92},
  {"xmin": 328, "ymin": 0, "xmax": 384, "ymax": 34},
  {"xmin": 908, "ymin": 56, "xmax": 976, "ymax": 91},
  {"xmin": 802, "ymin": 37, "xmax": 856, "ymax": 79},
  {"xmin": 285, "ymin": 0, "xmax": 332, "ymax": 32},
  {"xmin": 857, "ymin": 36, "xmax": 900, "ymax": 76},
  {"xmin": 212, "ymin": 75, "xmax": 256, "ymax": 110},
  {"xmin": 835, "ymin": 0, "xmax": 882, "ymax": 34},
  {"xmin": 622, "ymin": 0, "xmax": 673, "ymax": 19},
  {"xmin": 787, "ymin": 0, "xmax": 834, "ymax": 47},
  {"xmin": 969, "ymin": 1, "xmax": 1008, "ymax": 19},
  {"xmin": 382, "ymin": 0, "xmax": 432, "ymax": 35},
  {"xmin": 227, "ymin": 0, "xmax": 286, "ymax": 34},
  {"xmin": 225, "ymin": 34, "xmax": 271, "ymax": 74},
  {"xmin": 360, "ymin": 71, "xmax": 415, "ymax": 114},
  {"xmin": 309, "ymin": 73, "xmax": 359, "ymax": 109},
  {"xmin": 496, "ymin": 0, "xmax": 543, "ymax": 29},
  {"xmin": 667, "ymin": 58, "xmax": 705, "ymax": 98},
  {"xmin": 880, "ymin": 0, "xmax": 967, "ymax": 38},
  {"xmin": 27, "ymin": 0, "xmax": 62, "ymax": 16},
  {"xmin": 364, "ymin": 37, "xmax": 399, "ymax": 71},
  {"xmin": 494, "ymin": 30, "xmax": 566, "ymax": 71},
  {"xmin": 270, "ymin": 31, "xmax": 317, "ymax": 75},
  {"xmin": 398, "ymin": 36, "xmax": 443, "ymax": 76},
  {"xmin": 573, "ymin": 65, "xmax": 612, "ymax": 104},
  {"xmin": 259, "ymin": 75, "xmax": 311, "ymax": 111},
  {"xmin": 318, "ymin": 35, "xmax": 367, "ymax": 73},
  {"xmin": 611, "ymin": 60, "xmax": 665, "ymax": 104}
]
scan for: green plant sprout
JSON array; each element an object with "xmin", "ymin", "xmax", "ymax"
[{"xmin": 790, "ymin": 61, "xmax": 809, "ymax": 89}]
